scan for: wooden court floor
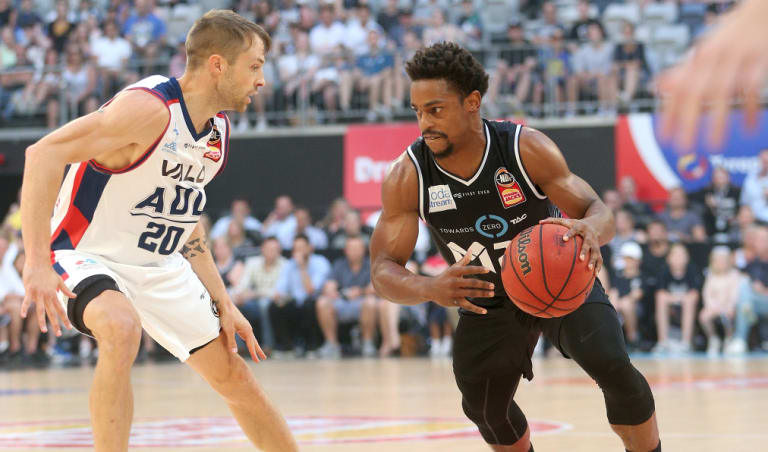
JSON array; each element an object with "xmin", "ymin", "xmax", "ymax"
[{"xmin": 1, "ymin": 354, "xmax": 768, "ymax": 451}]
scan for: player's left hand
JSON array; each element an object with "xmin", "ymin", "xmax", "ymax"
[
  {"xmin": 217, "ymin": 300, "xmax": 267, "ymax": 362},
  {"xmin": 539, "ymin": 217, "xmax": 603, "ymax": 275}
]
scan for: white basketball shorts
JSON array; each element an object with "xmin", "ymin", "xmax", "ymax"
[{"xmin": 53, "ymin": 249, "xmax": 221, "ymax": 361}]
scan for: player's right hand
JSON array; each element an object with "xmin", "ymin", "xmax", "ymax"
[
  {"xmin": 20, "ymin": 263, "xmax": 76, "ymax": 337},
  {"xmin": 427, "ymin": 252, "xmax": 494, "ymax": 315}
]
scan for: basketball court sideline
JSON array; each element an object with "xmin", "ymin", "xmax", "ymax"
[{"xmin": 1, "ymin": 354, "xmax": 767, "ymax": 451}]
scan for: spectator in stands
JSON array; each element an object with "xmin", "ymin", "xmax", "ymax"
[
  {"xmin": 613, "ymin": 21, "xmax": 648, "ymax": 107},
  {"xmin": 609, "ymin": 241, "xmax": 643, "ymax": 348},
  {"xmin": 47, "ymin": 0, "xmax": 74, "ymax": 54},
  {"xmin": 456, "ymin": 0, "xmax": 483, "ymax": 49},
  {"xmin": 569, "ymin": 22, "xmax": 615, "ymax": 115},
  {"xmin": 263, "ymin": 195, "xmax": 297, "ymax": 250},
  {"xmin": 15, "ymin": 0, "xmax": 40, "ymax": 30},
  {"xmin": 329, "ymin": 209, "xmax": 371, "ymax": 250},
  {"xmin": 91, "ymin": 20, "xmax": 136, "ymax": 100},
  {"xmin": 486, "ymin": 22, "xmax": 538, "ymax": 116},
  {"xmin": 618, "ymin": 175, "xmax": 654, "ymax": 228},
  {"xmin": 0, "ymin": 39, "xmax": 35, "ymax": 121},
  {"xmin": 568, "ymin": 0, "xmax": 603, "ymax": 44},
  {"xmin": 422, "ymin": 8, "xmax": 464, "ymax": 48},
  {"xmin": 732, "ymin": 206, "xmax": 757, "ymax": 263},
  {"xmin": 55, "ymin": 47, "xmax": 98, "ymax": 120},
  {"xmin": 122, "ymin": 0, "xmax": 166, "ymax": 76},
  {"xmin": 532, "ymin": 1, "xmax": 563, "ymax": 45},
  {"xmin": 377, "ymin": 0, "xmax": 401, "ymax": 38},
  {"xmin": 270, "ymin": 234, "xmax": 330, "ymax": 358},
  {"xmin": 389, "ymin": 8, "xmax": 422, "ymax": 49},
  {"xmin": 319, "ymin": 197, "xmax": 349, "ymax": 245},
  {"xmin": 740, "ymin": 149, "xmax": 768, "ymax": 223},
  {"xmin": 316, "ymin": 236, "xmax": 377, "ymax": 358},
  {"xmin": 0, "ymin": 0, "xmax": 15, "ymax": 28},
  {"xmin": 412, "ymin": 0, "xmax": 446, "ymax": 28},
  {"xmin": 601, "ymin": 187, "xmax": 622, "ymax": 212},
  {"xmin": 343, "ymin": 3, "xmax": 384, "ymax": 56},
  {"xmin": 289, "ymin": 206, "xmax": 326, "ymax": 250},
  {"xmin": 392, "ymin": 30, "xmax": 422, "ymax": 110},
  {"xmin": 277, "ymin": 30, "xmax": 320, "ymax": 115},
  {"xmin": 346, "ymin": 29, "xmax": 393, "ymax": 122},
  {"xmin": 657, "ymin": 187, "xmax": 707, "ymax": 243},
  {"xmin": 167, "ymin": 40, "xmax": 185, "ymax": 79},
  {"xmin": 639, "ymin": 219, "xmax": 670, "ymax": 338},
  {"xmin": 539, "ymin": 27, "xmax": 571, "ymax": 112},
  {"xmin": 608, "ymin": 209, "xmax": 641, "ymax": 273},
  {"xmin": 654, "ymin": 243, "xmax": 701, "ymax": 354},
  {"xmin": 421, "ymin": 254, "xmax": 454, "ymax": 357},
  {"xmin": 691, "ymin": 166, "xmax": 741, "ymax": 244},
  {"xmin": 38, "ymin": 48, "xmax": 61, "ymax": 129},
  {"xmin": 699, "ymin": 246, "xmax": 741, "ymax": 356},
  {"xmin": 309, "ymin": 4, "xmax": 344, "ymax": 57},
  {"xmin": 226, "ymin": 220, "xmax": 260, "ymax": 260},
  {"xmin": 213, "ymin": 236, "xmax": 242, "ymax": 289},
  {"xmin": 231, "ymin": 236, "xmax": 286, "ymax": 353},
  {"xmin": 210, "ymin": 197, "xmax": 263, "ymax": 242},
  {"xmin": 728, "ymin": 226, "xmax": 768, "ymax": 355}
]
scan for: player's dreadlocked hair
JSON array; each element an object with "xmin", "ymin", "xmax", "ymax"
[{"xmin": 405, "ymin": 42, "xmax": 489, "ymax": 98}]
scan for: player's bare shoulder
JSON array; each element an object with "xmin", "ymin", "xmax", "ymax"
[
  {"xmin": 380, "ymin": 150, "xmax": 420, "ymax": 215},
  {"xmin": 517, "ymin": 126, "xmax": 569, "ymax": 185}
]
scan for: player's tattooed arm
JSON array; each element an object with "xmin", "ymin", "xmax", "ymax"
[{"xmin": 180, "ymin": 237, "xmax": 207, "ymax": 259}]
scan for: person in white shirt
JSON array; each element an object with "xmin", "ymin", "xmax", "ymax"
[
  {"xmin": 740, "ymin": 149, "xmax": 768, "ymax": 223},
  {"xmin": 309, "ymin": 4, "xmax": 345, "ymax": 57},
  {"xmin": 231, "ymin": 237, "xmax": 286, "ymax": 353},
  {"xmin": 342, "ymin": 3, "xmax": 384, "ymax": 56},
  {"xmin": 90, "ymin": 21, "xmax": 137, "ymax": 100},
  {"xmin": 263, "ymin": 195, "xmax": 298, "ymax": 250},
  {"xmin": 211, "ymin": 198, "xmax": 263, "ymax": 241},
  {"xmin": 569, "ymin": 23, "xmax": 615, "ymax": 115}
]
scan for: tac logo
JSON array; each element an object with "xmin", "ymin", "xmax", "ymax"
[
  {"xmin": 475, "ymin": 214, "xmax": 508, "ymax": 238},
  {"xmin": 494, "ymin": 168, "xmax": 526, "ymax": 209},
  {"xmin": 677, "ymin": 153, "xmax": 708, "ymax": 180},
  {"xmin": 428, "ymin": 185, "xmax": 457, "ymax": 213},
  {"xmin": 203, "ymin": 125, "xmax": 222, "ymax": 162},
  {"xmin": 0, "ymin": 416, "xmax": 571, "ymax": 447}
]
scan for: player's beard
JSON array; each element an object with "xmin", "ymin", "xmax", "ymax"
[{"xmin": 429, "ymin": 142, "xmax": 455, "ymax": 160}]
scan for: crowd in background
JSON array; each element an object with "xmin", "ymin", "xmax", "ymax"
[
  {"xmin": 1, "ymin": 149, "xmax": 767, "ymax": 369},
  {"xmin": 0, "ymin": 0, "xmax": 737, "ymax": 129}
]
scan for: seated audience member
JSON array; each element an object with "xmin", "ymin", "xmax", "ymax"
[
  {"xmin": 1, "ymin": 244, "xmax": 45, "ymax": 367},
  {"xmin": 421, "ymin": 254, "xmax": 454, "ymax": 358},
  {"xmin": 699, "ymin": 246, "xmax": 741, "ymax": 357},
  {"xmin": 569, "ymin": 23, "xmax": 615, "ymax": 115},
  {"xmin": 210, "ymin": 197, "xmax": 263, "ymax": 241},
  {"xmin": 653, "ymin": 243, "xmax": 702, "ymax": 354},
  {"xmin": 231, "ymin": 237, "xmax": 286, "ymax": 352},
  {"xmin": 292, "ymin": 207, "xmax": 328, "ymax": 250},
  {"xmin": 226, "ymin": 220, "xmax": 260, "ymax": 260},
  {"xmin": 612, "ymin": 21, "xmax": 648, "ymax": 106},
  {"xmin": 212, "ymin": 237, "xmax": 242, "ymax": 289},
  {"xmin": 740, "ymin": 149, "xmax": 768, "ymax": 223},
  {"xmin": 609, "ymin": 241, "xmax": 643, "ymax": 348},
  {"xmin": 728, "ymin": 226, "xmax": 768, "ymax": 355},
  {"xmin": 608, "ymin": 209, "xmax": 641, "ymax": 273},
  {"xmin": 316, "ymin": 236, "xmax": 378, "ymax": 358},
  {"xmin": 329, "ymin": 209, "xmax": 372, "ymax": 251},
  {"xmin": 345, "ymin": 29, "xmax": 394, "ymax": 122},
  {"xmin": 263, "ymin": 195, "xmax": 297, "ymax": 251},
  {"xmin": 318, "ymin": 197, "xmax": 350, "ymax": 245},
  {"xmin": 657, "ymin": 187, "xmax": 707, "ymax": 243},
  {"xmin": 486, "ymin": 21, "xmax": 538, "ymax": 116},
  {"xmin": 690, "ymin": 166, "xmax": 740, "ymax": 244},
  {"xmin": 270, "ymin": 234, "xmax": 330, "ymax": 357},
  {"xmin": 618, "ymin": 176, "xmax": 654, "ymax": 229}
]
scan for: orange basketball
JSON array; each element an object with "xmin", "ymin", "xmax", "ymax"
[{"xmin": 501, "ymin": 223, "xmax": 595, "ymax": 318}]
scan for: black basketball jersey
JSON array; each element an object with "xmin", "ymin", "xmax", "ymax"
[{"xmin": 407, "ymin": 119, "xmax": 560, "ymax": 307}]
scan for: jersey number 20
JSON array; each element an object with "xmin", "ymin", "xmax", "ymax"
[{"xmin": 138, "ymin": 222, "xmax": 185, "ymax": 255}]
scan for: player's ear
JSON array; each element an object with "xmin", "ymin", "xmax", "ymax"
[
  {"xmin": 464, "ymin": 90, "xmax": 481, "ymax": 113},
  {"xmin": 207, "ymin": 54, "xmax": 225, "ymax": 76}
]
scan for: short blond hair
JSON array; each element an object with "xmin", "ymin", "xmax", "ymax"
[{"xmin": 185, "ymin": 9, "xmax": 271, "ymax": 70}]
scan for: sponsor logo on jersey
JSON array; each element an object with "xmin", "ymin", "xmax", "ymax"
[
  {"xmin": 452, "ymin": 189, "xmax": 492, "ymax": 199},
  {"xmin": 203, "ymin": 124, "xmax": 222, "ymax": 162},
  {"xmin": 74, "ymin": 258, "xmax": 99, "ymax": 270},
  {"xmin": 439, "ymin": 226, "xmax": 475, "ymax": 234},
  {"xmin": 428, "ymin": 184, "xmax": 457, "ymax": 213},
  {"xmin": 475, "ymin": 214, "xmax": 508, "ymax": 239},
  {"xmin": 162, "ymin": 123, "xmax": 180, "ymax": 153},
  {"xmin": 494, "ymin": 167, "xmax": 526, "ymax": 209}
]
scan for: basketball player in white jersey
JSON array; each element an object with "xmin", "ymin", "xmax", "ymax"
[{"xmin": 19, "ymin": 10, "xmax": 297, "ymax": 452}]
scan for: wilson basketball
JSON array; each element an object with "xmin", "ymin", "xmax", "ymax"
[{"xmin": 501, "ymin": 223, "xmax": 596, "ymax": 318}]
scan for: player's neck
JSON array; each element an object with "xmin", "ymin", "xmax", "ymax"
[
  {"xmin": 176, "ymin": 74, "xmax": 220, "ymax": 135},
  {"xmin": 435, "ymin": 120, "xmax": 486, "ymax": 180}
]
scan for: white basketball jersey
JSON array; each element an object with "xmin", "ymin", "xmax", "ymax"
[{"xmin": 50, "ymin": 76, "xmax": 230, "ymax": 265}]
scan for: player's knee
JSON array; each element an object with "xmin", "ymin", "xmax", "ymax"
[
  {"xmin": 597, "ymin": 359, "xmax": 655, "ymax": 425},
  {"xmin": 87, "ymin": 303, "xmax": 141, "ymax": 354},
  {"xmin": 210, "ymin": 355, "xmax": 256, "ymax": 399},
  {"xmin": 461, "ymin": 396, "xmax": 528, "ymax": 446}
]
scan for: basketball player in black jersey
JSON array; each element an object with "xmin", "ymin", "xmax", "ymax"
[{"xmin": 370, "ymin": 43, "xmax": 660, "ymax": 452}]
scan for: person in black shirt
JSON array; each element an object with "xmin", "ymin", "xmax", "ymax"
[
  {"xmin": 690, "ymin": 166, "xmax": 741, "ymax": 244},
  {"xmin": 371, "ymin": 42, "xmax": 660, "ymax": 452},
  {"xmin": 568, "ymin": 0, "xmax": 604, "ymax": 43},
  {"xmin": 486, "ymin": 22, "xmax": 539, "ymax": 115},
  {"xmin": 653, "ymin": 243, "xmax": 701, "ymax": 353},
  {"xmin": 613, "ymin": 21, "xmax": 648, "ymax": 106},
  {"xmin": 728, "ymin": 226, "xmax": 768, "ymax": 354}
]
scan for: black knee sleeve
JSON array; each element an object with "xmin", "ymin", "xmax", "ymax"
[
  {"xmin": 457, "ymin": 374, "xmax": 529, "ymax": 445},
  {"xmin": 68, "ymin": 275, "xmax": 121, "ymax": 337},
  {"xmin": 596, "ymin": 356, "xmax": 655, "ymax": 425}
]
